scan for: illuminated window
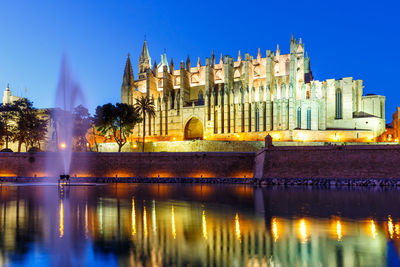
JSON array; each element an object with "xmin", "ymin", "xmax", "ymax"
[
  {"xmin": 335, "ymin": 88, "xmax": 342, "ymax": 119},
  {"xmin": 297, "ymin": 107, "xmax": 301, "ymax": 129},
  {"xmin": 306, "ymin": 107, "xmax": 311, "ymax": 130}
]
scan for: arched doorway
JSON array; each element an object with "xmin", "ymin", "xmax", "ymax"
[{"xmin": 184, "ymin": 117, "xmax": 203, "ymax": 140}]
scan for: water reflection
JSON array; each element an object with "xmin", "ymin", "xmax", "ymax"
[{"xmin": 0, "ymin": 184, "xmax": 399, "ymax": 266}]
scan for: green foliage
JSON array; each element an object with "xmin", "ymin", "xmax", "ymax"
[
  {"xmin": 134, "ymin": 96, "xmax": 156, "ymax": 152},
  {"xmin": 73, "ymin": 105, "xmax": 92, "ymax": 151},
  {"xmin": 94, "ymin": 103, "xmax": 141, "ymax": 152}
]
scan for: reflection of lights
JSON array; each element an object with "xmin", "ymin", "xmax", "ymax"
[
  {"xmin": 272, "ymin": 218, "xmax": 279, "ymax": 242},
  {"xmin": 85, "ymin": 203, "xmax": 89, "ymax": 239},
  {"xmin": 395, "ymin": 224, "xmax": 400, "ymax": 237},
  {"xmin": 202, "ymin": 210, "xmax": 207, "ymax": 239},
  {"xmin": 131, "ymin": 198, "xmax": 136, "ymax": 236},
  {"xmin": 171, "ymin": 206, "xmax": 176, "ymax": 239},
  {"xmin": 299, "ymin": 219, "xmax": 308, "ymax": 243},
  {"xmin": 235, "ymin": 213, "xmax": 241, "ymax": 241},
  {"xmin": 336, "ymin": 220, "xmax": 342, "ymax": 241},
  {"xmin": 388, "ymin": 216, "xmax": 394, "ymax": 239},
  {"xmin": 59, "ymin": 200, "xmax": 64, "ymax": 238},
  {"xmin": 60, "ymin": 142, "xmax": 66, "ymax": 150},
  {"xmin": 152, "ymin": 200, "xmax": 156, "ymax": 233},
  {"xmin": 370, "ymin": 220, "xmax": 377, "ymax": 239},
  {"xmin": 143, "ymin": 206, "xmax": 148, "ymax": 237},
  {"xmin": 297, "ymin": 133, "xmax": 307, "ymax": 142}
]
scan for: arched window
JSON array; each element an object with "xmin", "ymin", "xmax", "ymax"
[
  {"xmin": 335, "ymin": 88, "xmax": 342, "ymax": 119},
  {"xmin": 255, "ymin": 107, "xmax": 260, "ymax": 131},
  {"xmin": 297, "ymin": 107, "xmax": 301, "ymax": 129},
  {"xmin": 198, "ymin": 91, "xmax": 204, "ymax": 105},
  {"xmin": 307, "ymin": 107, "xmax": 311, "ymax": 130}
]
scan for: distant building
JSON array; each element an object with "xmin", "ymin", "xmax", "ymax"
[
  {"xmin": 120, "ymin": 37, "xmax": 384, "ymax": 143},
  {"xmin": 2, "ymin": 84, "xmax": 23, "ymax": 105}
]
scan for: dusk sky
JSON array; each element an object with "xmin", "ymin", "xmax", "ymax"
[{"xmin": 0, "ymin": 0, "xmax": 398, "ymax": 121}]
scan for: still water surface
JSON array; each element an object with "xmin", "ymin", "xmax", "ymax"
[{"xmin": 0, "ymin": 184, "xmax": 399, "ymax": 266}]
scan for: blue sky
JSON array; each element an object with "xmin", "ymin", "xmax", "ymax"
[{"xmin": 0, "ymin": 0, "xmax": 399, "ymax": 121}]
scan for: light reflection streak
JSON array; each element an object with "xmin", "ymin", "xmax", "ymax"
[
  {"xmin": 143, "ymin": 206, "xmax": 148, "ymax": 237},
  {"xmin": 336, "ymin": 220, "xmax": 342, "ymax": 241},
  {"xmin": 152, "ymin": 200, "xmax": 156, "ymax": 234},
  {"xmin": 131, "ymin": 198, "xmax": 136, "ymax": 236},
  {"xmin": 370, "ymin": 220, "xmax": 377, "ymax": 239},
  {"xmin": 59, "ymin": 200, "xmax": 64, "ymax": 238},
  {"xmin": 299, "ymin": 219, "xmax": 307, "ymax": 243},
  {"xmin": 171, "ymin": 206, "xmax": 176, "ymax": 239},
  {"xmin": 235, "ymin": 213, "xmax": 241, "ymax": 241},
  {"xmin": 85, "ymin": 203, "xmax": 88, "ymax": 239},
  {"xmin": 272, "ymin": 218, "xmax": 278, "ymax": 242},
  {"xmin": 388, "ymin": 216, "xmax": 394, "ymax": 239},
  {"xmin": 202, "ymin": 210, "xmax": 207, "ymax": 239}
]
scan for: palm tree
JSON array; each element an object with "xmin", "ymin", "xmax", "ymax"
[{"xmin": 134, "ymin": 96, "xmax": 156, "ymax": 152}]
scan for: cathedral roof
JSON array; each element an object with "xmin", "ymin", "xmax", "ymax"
[{"xmin": 122, "ymin": 54, "xmax": 134, "ymax": 86}]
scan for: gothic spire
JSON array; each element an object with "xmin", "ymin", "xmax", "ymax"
[
  {"xmin": 237, "ymin": 50, "xmax": 242, "ymax": 62},
  {"xmin": 276, "ymin": 44, "xmax": 280, "ymax": 56},
  {"xmin": 211, "ymin": 50, "xmax": 215, "ymax": 66},
  {"xmin": 197, "ymin": 56, "xmax": 201, "ymax": 67},
  {"xmin": 170, "ymin": 58, "xmax": 174, "ymax": 74},
  {"xmin": 152, "ymin": 60, "xmax": 158, "ymax": 76},
  {"xmin": 219, "ymin": 53, "xmax": 223, "ymax": 65},
  {"xmin": 139, "ymin": 39, "xmax": 151, "ymax": 73},
  {"xmin": 186, "ymin": 55, "xmax": 191, "ymax": 71},
  {"xmin": 122, "ymin": 54, "xmax": 134, "ymax": 86},
  {"xmin": 257, "ymin": 48, "xmax": 261, "ymax": 60}
]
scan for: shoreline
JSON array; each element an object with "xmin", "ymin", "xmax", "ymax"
[{"xmin": 2, "ymin": 177, "xmax": 400, "ymax": 186}]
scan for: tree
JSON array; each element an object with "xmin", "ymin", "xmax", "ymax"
[
  {"xmin": 11, "ymin": 99, "xmax": 48, "ymax": 152},
  {"xmin": 93, "ymin": 103, "xmax": 141, "ymax": 152},
  {"xmin": 72, "ymin": 105, "xmax": 91, "ymax": 151},
  {"xmin": 0, "ymin": 103, "xmax": 18, "ymax": 149},
  {"xmin": 134, "ymin": 96, "xmax": 156, "ymax": 152}
]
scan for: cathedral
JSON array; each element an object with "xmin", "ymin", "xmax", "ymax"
[{"xmin": 121, "ymin": 36, "xmax": 386, "ymax": 142}]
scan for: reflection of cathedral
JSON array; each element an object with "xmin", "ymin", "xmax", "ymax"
[{"xmin": 121, "ymin": 36, "xmax": 386, "ymax": 142}]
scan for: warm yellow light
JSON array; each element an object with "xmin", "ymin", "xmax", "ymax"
[
  {"xmin": 171, "ymin": 206, "xmax": 176, "ymax": 239},
  {"xmin": 173, "ymin": 137, "xmax": 176, "ymax": 141},
  {"xmin": 368, "ymin": 136, "xmax": 374, "ymax": 142},
  {"xmin": 60, "ymin": 142, "xmax": 66, "ymax": 150},
  {"xmin": 396, "ymin": 138, "xmax": 399, "ymax": 142},
  {"xmin": 370, "ymin": 219, "xmax": 377, "ymax": 239},
  {"xmin": 332, "ymin": 133, "xmax": 341, "ymax": 141},
  {"xmin": 272, "ymin": 218, "xmax": 279, "ymax": 242},
  {"xmin": 297, "ymin": 132, "xmax": 307, "ymax": 142},
  {"xmin": 152, "ymin": 200, "xmax": 157, "ymax": 234},
  {"xmin": 236, "ymin": 134, "xmax": 239, "ymax": 138},
  {"xmin": 396, "ymin": 224, "xmax": 400, "ymax": 236},
  {"xmin": 204, "ymin": 136, "xmax": 207, "ymax": 139},
  {"xmin": 143, "ymin": 206, "xmax": 148, "ymax": 237},
  {"xmin": 298, "ymin": 219, "xmax": 308, "ymax": 243},
  {"xmin": 388, "ymin": 216, "xmax": 394, "ymax": 239},
  {"xmin": 133, "ymin": 144, "xmax": 137, "ymax": 148},
  {"xmin": 336, "ymin": 220, "xmax": 342, "ymax": 241},
  {"xmin": 131, "ymin": 198, "xmax": 136, "ymax": 236},
  {"xmin": 202, "ymin": 210, "xmax": 207, "ymax": 239},
  {"xmin": 85, "ymin": 203, "xmax": 89, "ymax": 239},
  {"xmin": 59, "ymin": 200, "xmax": 64, "ymax": 238},
  {"xmin": 235, "ymin": 213, "xmax": 241, "ymax": 241}
]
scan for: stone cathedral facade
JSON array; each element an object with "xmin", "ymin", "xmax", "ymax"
[{"xmin": 121, "ymin": 37, "xmax": 386, "ymax": 142}]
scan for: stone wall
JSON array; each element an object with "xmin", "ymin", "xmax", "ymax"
[
  {"xmin": 254, "ymin": 145, "xmax": 400, "ymax": 179},
  {"xmin": 0, "ymin": 152, "xmax": 254, "ymax": 179}
]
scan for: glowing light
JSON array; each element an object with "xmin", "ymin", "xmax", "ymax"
[
  {"xmin": 152, "ymin": 200, "xmax": 157, "ymax": 233},
  {"xmin": 133, "ymin": 144, "xmax": 137, "ymax": 148},
  {"xmin": 299, "ymin": 219, "xmax": 308, "ymax": 243},
  {"xmin": 131, "ymin": 198, "xmax": 136, "ymax": 236},
  {"xmin": 235, "ymin": 213, "xmax": 241, "ymax": 241},
  {"xmin": 332, "ymin": 133, "xmax": 341, "ymax": 142},
  {"xmin": 336, "ymin": 220, "xmax": 342, "ymax": 241},
  {"xmin": 60, "ymin": 142, "xmax": 67, "ymax": 150},
  {"xmin": 395, "ymin": 224, "xmax": 400, "ymax": 236},
  {"xmin": 370, "ymin": 220, "xmax": 377, "ymax": 239},
  {"xmin": 388, "ymin": 216, "xmax": 394, "ymax": 239},
  {"xmin": 171, "ymin": 206, "xmax": 176, "ymax": 239},
  {"xmin": 202, "ymin": 210, "xmax": 207, "ymax": 239},
  {"xmin": 297, "ymin": 132, "xmax": 307, "ymax": 142},
  {"xmin": 396, "ymin": 138, "xmax": 399, "ymax": 142},
  {"xmin": 204, "ymin": 136, "xmax": 207, "ymax": 139},
  {"xmin": 368, "ymin": 136, "xmax": 374, "ymax": 142},
  {"xmin": 272, "ymin": 218, "xmax": 279, "ymax": 242},
  {"xmin": 143, "ymin": 206, "xmax": 148, "ymax": 237},
  {"xmin": 236, "ymin": 134, "xmax": 239, "ymax": 138},
  {"xmin": 85, "ymin": 203, "xmax": 89, "ymax": 239},
  {"xmin": 173, "ymin": 137, "xmax": 176, "ymax": 141},
  {"xmin": 59, "ymin": 200, "xmax": 64, "ymax": 238}
]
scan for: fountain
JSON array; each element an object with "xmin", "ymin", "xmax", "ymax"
[{"xmin": 46, "ymin": 56, "xmax": 86, "ymax": 179}]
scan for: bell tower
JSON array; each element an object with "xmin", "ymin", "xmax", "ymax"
[{"xmin": 138, "ymin": 39, "xmax": 151, "ymax": 80}]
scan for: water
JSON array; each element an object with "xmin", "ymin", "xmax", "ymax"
[
  {"xmin": 0, "ymin": 184, "xmax": 399, "ymax": 266},
  {"xmin": 47, "ymin": 57, "xmax": 86, "ymax": 176}
]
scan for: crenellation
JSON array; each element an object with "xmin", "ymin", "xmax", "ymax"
[{"xmin": 121, "ymin": 37, "xmax": 386, "ymax": 142}]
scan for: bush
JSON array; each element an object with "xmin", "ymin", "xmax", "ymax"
[
  {"xmin": 1, "ymin": 148, "xmax": 13, "ymax": 152},
  {"xmin": 28, "ymin": 147, "xmax": 41, "ymax": 152}
]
